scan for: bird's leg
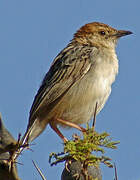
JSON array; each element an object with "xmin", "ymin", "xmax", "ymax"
[
  {"xmin": 49, "ymin": 120, "xmax": 68, "ymax": 143},
  {"xmin": 49, "ymin": 118, "xmax": 86, "ymax": 142},
  {"xmin": 56, "ymin": 118, "xmax": 86, "ymax": 132}
]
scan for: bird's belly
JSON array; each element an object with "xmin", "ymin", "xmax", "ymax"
[{"xmin": 49, "ymin": 72, "xmax": 111, "ymax": 126}]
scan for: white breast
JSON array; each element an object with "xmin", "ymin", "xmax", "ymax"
[{"xmin": 51, "ymin": 48, "xmax": 119, "ymax": 126}]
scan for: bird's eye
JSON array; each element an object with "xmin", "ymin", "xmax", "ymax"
[{"xmin": 100, "ymin": 31, "xmax": 106, "ymax": 35}]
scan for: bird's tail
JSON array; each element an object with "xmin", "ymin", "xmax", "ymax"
[
  {"xmin": 14, "ymin": 118, "xmax": 47, "ymax": 160},
  {"xmin": 21, "ymin": 118, "xmax": 46, "ymax": 144}
]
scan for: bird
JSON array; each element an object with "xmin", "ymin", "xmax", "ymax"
[{"xmin": 21, "ymin": 22, "xmax": 132, "ymax": 144}]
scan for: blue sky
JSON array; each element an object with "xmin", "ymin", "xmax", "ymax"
[{"xmin": 0, "ymin": 0, "xmax": 139, "ymax": 179}]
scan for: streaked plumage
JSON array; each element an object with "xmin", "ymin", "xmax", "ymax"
[{"xmin": 21, "ymin": 22, "xmax": 132, "ymax": 143}]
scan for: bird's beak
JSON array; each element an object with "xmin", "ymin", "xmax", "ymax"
[{"xmin": 113, "ymin": 30, "xmax": 133, "ymax": 38}]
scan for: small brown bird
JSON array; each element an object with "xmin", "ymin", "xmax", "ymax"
[{"xmin": 22, "ymin": 22, "xmax": 132, "ymax": 143}]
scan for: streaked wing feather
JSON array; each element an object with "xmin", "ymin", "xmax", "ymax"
[{"xmin": 29, "ymin": 44, "xmax": 97, "ymax": 120}]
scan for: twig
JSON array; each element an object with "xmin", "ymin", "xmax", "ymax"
[
  {"xmin": 92, "ymin": 102, "xmax": 98, "ymax": 129},
  {"xmin": 32, "ymin": 160, "xmax": 47, "ymax": 180},
  {"xmin": 114, "ymin": 163, "xmax": 118, "ymax": 180}
]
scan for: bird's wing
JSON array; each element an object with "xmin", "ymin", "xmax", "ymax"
[{"xmin": 29, "ymin": 44, "xmax": 98, "ymax": 120}]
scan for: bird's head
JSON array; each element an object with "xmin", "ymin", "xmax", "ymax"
[{"xmin": 73, "ymin": 22, "xmax": 132, "ymax": 49}]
